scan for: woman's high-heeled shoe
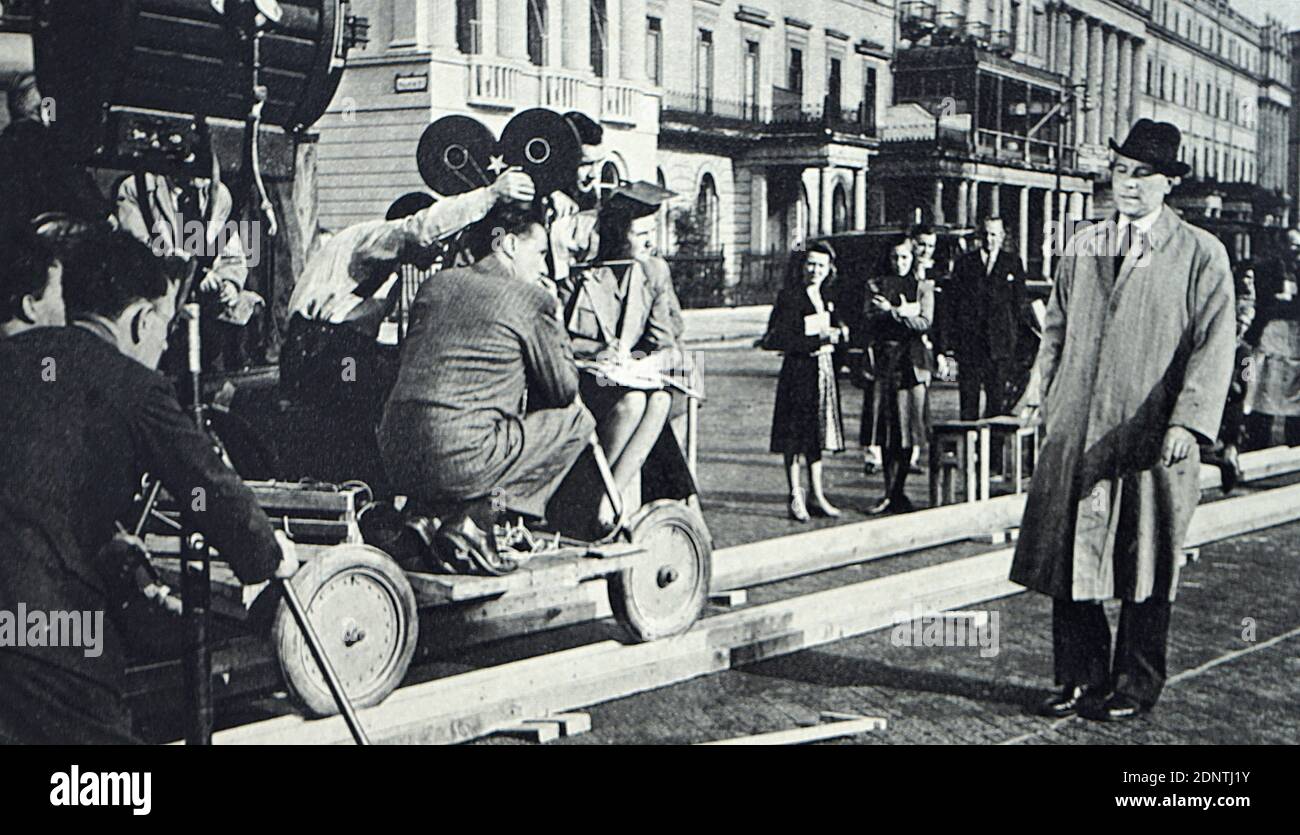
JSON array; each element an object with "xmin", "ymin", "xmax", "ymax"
[
  {"xmin": 809, "ymin": 494, "xmax": 841, "ymax": 518},
  {"xmin": 788, "ymin": 491, "xmax": 810, "ymax": 522}
]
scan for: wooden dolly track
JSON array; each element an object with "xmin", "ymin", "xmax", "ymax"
[{"xmin": 204, "ymin": 446, "xmax": 1300, "ymax": 744}]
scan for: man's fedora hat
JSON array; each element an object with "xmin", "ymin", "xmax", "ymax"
[{"xmin": 1108, "ymin": 119, "xmax": 1191, "ymax": 178}]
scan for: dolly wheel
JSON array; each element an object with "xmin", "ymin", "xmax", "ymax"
[
  {"xmin": 608, "ymin": 501, "xmax": 712, "ymax": 642},
  {"xmin": 272, "ymin": 544, "xmax": 418, "ymax": 718}
]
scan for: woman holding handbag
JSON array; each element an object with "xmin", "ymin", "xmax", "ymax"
[{"xmin": 762, "ymin": 241, "xmax": 848, "ymax": 521}]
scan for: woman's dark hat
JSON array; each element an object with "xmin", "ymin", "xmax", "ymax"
[
  {"xmin": 1108, "ymin": 119, "xmax": 1191, "ymax": 178},
  {"xmin": 606, "ymin": 181, "xmax": 676, "ymax": 219}
]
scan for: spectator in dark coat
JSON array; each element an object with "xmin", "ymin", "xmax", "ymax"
[
  {"xmin": 945, "ymin": 216, "xmax": 1033, "ymax": 419},
  {"xmin": 763, "ymin": 241, "xmax": 847, "ymax": 521},
  {"xmin": 0, "ymin": 232, "xmax": 294, "ymax": 744}
]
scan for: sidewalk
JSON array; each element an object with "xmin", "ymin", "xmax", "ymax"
[{"xmin": 681, "ymin": 305, "xmax": 772, "ymax": 347}]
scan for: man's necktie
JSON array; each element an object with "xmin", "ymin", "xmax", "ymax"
[{"xmin": 1113, "ymin": 224, "xmax": 1132, "ymax": 278}]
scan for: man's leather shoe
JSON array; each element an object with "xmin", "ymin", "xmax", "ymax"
[
  {"xmin": 866, "ymin": 496, "xmax": 893, "ymax": 515},
  {"xmin": 1087, "ymin": 693, "xmax": 1149, "ymax": 722},
  {"xmin": 1036, "ymin": 684, "xmax": 1105, "ymax": 718}
]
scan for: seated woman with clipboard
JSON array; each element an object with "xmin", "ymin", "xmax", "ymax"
[{"xmin": 555, "ymin": 182, "xmax": 697, "ymax": 534}]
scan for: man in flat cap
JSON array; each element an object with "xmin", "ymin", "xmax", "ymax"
[{"xmin": 1013, "ymin": 119, "xmax": 1236, "ymax": 722}]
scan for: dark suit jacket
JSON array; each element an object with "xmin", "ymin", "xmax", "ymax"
[
  {"xmin": 946, "ymin": 248, "xmax": 1030, "ymax": 361},
  {"xmin": 0, "ymin": 327, "xmax": 281, "ymax": 692}
]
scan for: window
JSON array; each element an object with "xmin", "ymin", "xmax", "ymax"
[
  {"xmin": 743, "ymin": 40, "xmax": 761, "ymax": 121},
  {"xmin": 788, "ymin": 46, "xmax": 804, "ymax": 94},
  {"xmin": 1159, "ymin": 65, "xmax": 1165, "ymax": 99},
  {"xmin": 1032, "ymin": 8, "xmax": 1044, "ymax": 56},
  {"xmin": 1009, "ymin": 1, "xmax": 1020, "ymax": 50},
  {"xmin": 456, "ymin": 0, "xmax": 480, "ymax": 54},
  {"xmin": 590, "ymin": 0, "xmax": 607, "ymax": 77},
  {"xmin": 1146, "ymin": 61, "xmax": 1152, "ymax": 94},
  {"xmin": 696, "ymin": 173, "xmax": 719, "ymax": 251},
  {"xmin": 862, "ymin": 64, "xmax": 877, "ymax": 131},
  {"xmin": 696, "ymin": 29, "xmax": 714, "ymax": 112},
  {"xmin": 646, "ymin": 17, "xmax": 663, "ymax": 86},
  {"xmin": 827, "ymin": 56, "xmax": 842, "ymax": 118},
  {"xmin": 526, "ymin": 0, "xmax": 547, "ymax": 66}
]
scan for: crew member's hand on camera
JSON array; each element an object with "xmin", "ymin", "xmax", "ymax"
[
  {"xmin": 218, "ymin": 279, "xmax": 239, "ymax": 306},
  {"xmin": 199, "ymin": 273, "xmax": 222, "ymax": 294},
  {"xmin": 273, "ymin": 529, "xmax": 300, "ymax": 579},
  {"xmin": 490, "ymin": 168, "xmax": 535, "ymax": 204},
  {"xmin": 870, "ymin": 294, "xmax": 893, "ymax": 312}
]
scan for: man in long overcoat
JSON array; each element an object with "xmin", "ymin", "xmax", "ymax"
[{"xmin": 1011, "ymin": 120, "xmax": 1236, "ymax": 722}]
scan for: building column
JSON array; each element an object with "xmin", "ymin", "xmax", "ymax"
[
  {"xmin": 932, "ymin": 179, "xmax": 946, "ymax": 226},
  {"xmin": 956, "ymin": 179, "xmax": 970, "ymax": 226},
  {"xmin": 429, "ymin": 0, "xmax": 458, "ymax": 51},
  {"xmin": 1115, "ymin": 35, "xmax": 1133, "ymax": 138},
  {"xmin": 1018, "ymin": 185, "xmax": 1030, "ymax": 263},
  {"xmin": 478, "ymin": 0, "xmax": 498, "ymax": 57},
  {"xmin": 1055, "ymin": 6, "xmax": 1070, "ymax": 76},
  {"xmin": 819, "ymin": 167, "xmax": 834, "ymax": 235},
  {"xmin": 988, "ymin": 183, "xmax": 1001, "ymax": 217},
  {"xmin": 751, "ymin": 168, "xmax": 769, "ymax": 254},
  {"xmin": 498, "ymin": 0, "xmax": 529, "ymax": 60},
  {"xmin": 1041, "ymin": 187, "xmax": 1054, "ymax": 278},
  {"xmin": 603, "ymin": 0, "xmax": 622, "ymax": 80},
  {"xmin": 1086, "ymin": 19, "xmax": 1102, "ymax": 146},
  {"xmin": 1129, "ymin": 40, "xmax": 1144, "ymax": 126},
  {"xmin": 853, "ymin": 167, "xmax": 867, "ymax": 231},
  {"xmin": 620, "ymin": 0, "xmax": 647, "ymax": 83},
  {"xmin": 1071, "ymin": 13, "xmax": 1087, "ymax": 148},
  {"xmin": 1084, "ymin": 192, "xmax": 1094, "ymax": 219},
  {"xmin": 1102, "ymin": 27, "xmax": 1118, "ymax": 146},
  {"xmin": 562, "ymin": 0, "xmax": 590, "ymax": 71},
  {"xmin": 968, "ymin": 179, "xmax": 981, "ymax": 225}
]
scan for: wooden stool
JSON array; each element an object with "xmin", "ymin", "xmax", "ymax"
[
  {"xmin": 929, "ymin": 420, "xmax": 992, "ymax": 506},
  {"xmin": 984, "ymin": 417, "xmax": 1041, "ymax": 495}
]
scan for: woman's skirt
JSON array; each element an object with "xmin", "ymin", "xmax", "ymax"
[
  {"xmin": 868, "ymin": 342, "xmax": 928, "ymax": 449},
  {"xmin": 770, "ymin": 350, "xmax": 845, "ymax": 455}
]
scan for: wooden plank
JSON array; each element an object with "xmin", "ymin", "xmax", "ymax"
[
  {"xmin": 498, "ymin": 722, "xmax": 561, "ymax": 744},
  {"xmin": 546, "ymin": 712, "xmax": 592, "ymax": 736},
  {"xmin": 405, "ymin": 545, "xmax": 642, "ymax": 604},
  {"xmin": 698, "ymin": 716, "xmax": 886, "ymax": 746},
  {"xmin": 709, "ymin": 589, "xmax": 748, "ymax": 607},
  {"xmin": 208, "ymin": 480, "xmax": 1300, "ymax": 745},
  {"xmin": 712, "ymin": 445, "xmax": 1300, "ymax": 592}
]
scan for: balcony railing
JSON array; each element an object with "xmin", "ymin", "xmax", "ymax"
[
  {"xmin": 963, "ymin": 21, "xmax": 991, "ymax": 48},
  {"xmin": 467, "ymin": 57, "xmax": 523, "ymax": 108},
  {"xmin": 990, "ymin": 28, "xmax": 1015, "ymax": 56},
  {"xmin": 975, "ymin": 128, "xmax": 1077, "ymax": 169},
  {"xmin": 541, "ymin": 69, "xmax": 584, "ymax": 110},
  {"xmin": 933, "ymin": 12, "xmax": 967, "ymax": 45},
  {"xmin": 899, "ymin": 1, "xmax": 937, "ymax": 42},
  {"xmin": 601, "ymin": 82, "xmax": 638, "ymax": 125},
  {"xmin": 661, "ymin": 88, "xmax": 876, "ymax": 137}
]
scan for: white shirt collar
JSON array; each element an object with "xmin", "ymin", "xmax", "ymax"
[{"xmin": 1118, "ymin": 206, "xmax": 1162, "ymax": 235}]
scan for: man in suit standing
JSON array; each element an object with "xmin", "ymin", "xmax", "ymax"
[
  {"xmin": 379, "ymin": 202, "xmax": 596, "ymax": 576},
  {"xmin": 0, "ymin": 231, "xmax": 297, "ymax": 743},
  {"xmin": 945, "ymin": 216, "xmax": 1031, "ymax": 420},
  {"xmin": 1012, "ymin": 119, "xmax": 1235, "ymax": 722}
]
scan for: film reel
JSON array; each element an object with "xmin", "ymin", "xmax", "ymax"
[
  {"xmin": 498, "ymin": 108, "xmax": 583, "ymax": 197},
  {"xmin": 417, "ymin": 115, "xmax": 499, "ymax": 196}
]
